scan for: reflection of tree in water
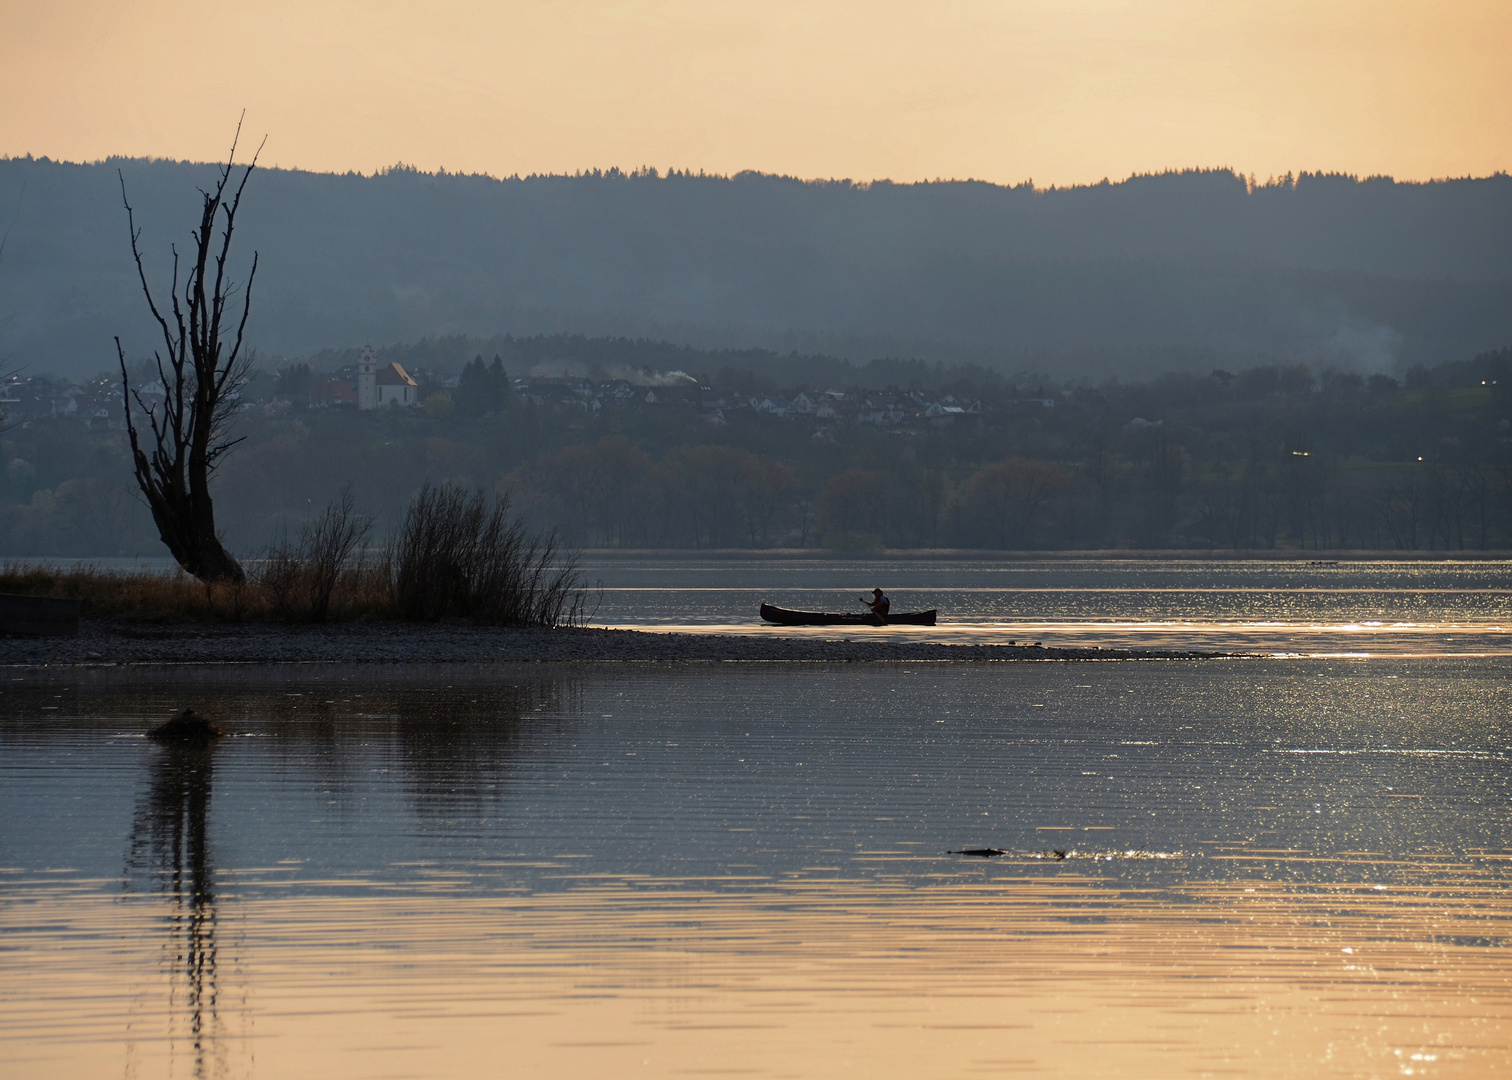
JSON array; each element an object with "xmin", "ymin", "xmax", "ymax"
[
  {"xmin": 249, "ymin": 677, "xmax": 577, "ymax": 818},
  {"xmin": 390, "ymin": 680, "xmax": 577, "ymax": 816},
  {"xmin": 126, "ymin": 740, "xmax": 223, "ymax": 1080}
]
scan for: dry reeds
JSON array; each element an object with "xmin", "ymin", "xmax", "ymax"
[
  {"xmin": 0, "ymin": 562, "xmax": 265, "ymax": 622},
  {"xmin": 261, "ymin": 487, "xmax": 374, "ymax": 622},
  {"xmin": 389, "ymin": 483, "xmax": 583, "ymax": 626},
  {"xmin": 1, "ymin": 483, "xmax": 584, "ymax": 629}
]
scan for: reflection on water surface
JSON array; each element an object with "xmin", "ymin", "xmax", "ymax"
[
  {"xmin": 582, "ymin": 556, "xmax": 1512, "ymax": 655},
  {"xmin": 127, "ymin": 735, "xmax": 221, "ymax": 1077},
  {"xmin": 3, "ymin": 660, "xmax": 1510, "ymax": 1077}
]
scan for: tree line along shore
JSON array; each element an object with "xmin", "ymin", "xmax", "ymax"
[{"xmin": 4, "ymin": 336, "xmax": 1510, "ymax": 560}]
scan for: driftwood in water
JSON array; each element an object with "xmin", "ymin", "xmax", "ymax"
[
  {"xmin": 948, "ymin": 847, "xmax": 1067, "ymax": 860},
  {"xmin": 148, "ymin": 708, "xmax": 228, "ymax": 743}
]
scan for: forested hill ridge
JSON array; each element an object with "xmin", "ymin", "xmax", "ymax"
[{"xmin": 1, "ymin": 157, "xmax": 1510, "ymax": 380}]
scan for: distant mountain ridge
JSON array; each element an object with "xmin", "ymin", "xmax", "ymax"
[{"xmin": 1, "ymin": 158, "xmax": 1509, "ymax": 380}]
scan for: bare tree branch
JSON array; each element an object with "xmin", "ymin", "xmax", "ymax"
[{"xmin": 116, "ymin": 118, "xmax": 265, "ymax": 583}]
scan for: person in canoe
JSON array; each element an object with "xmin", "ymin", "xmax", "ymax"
[{"xmin": 860, "ymin": 588, "xmax": 891, "ymax": 619}]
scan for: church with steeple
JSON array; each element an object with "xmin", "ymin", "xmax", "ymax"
[{"xmin": 355, "ymin": 346, "xmax": 419, "ymax": 410}]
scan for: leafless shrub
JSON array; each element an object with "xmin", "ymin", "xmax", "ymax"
[
  {"xmin": 388, "ymin": 483, "xmax": 583, "ymax": 626},
  {"xmin": 260, "ymin": 487, "xmax": 373, "ymax": 622}
]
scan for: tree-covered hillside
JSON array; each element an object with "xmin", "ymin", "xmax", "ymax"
[{"xmin": 1, "ymin": 159, "xmax": 1510, "ymax": 380}]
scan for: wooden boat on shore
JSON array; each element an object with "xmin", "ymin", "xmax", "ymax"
[{"xmin": 759, "ymin": 602, "xmax": 937, "ymax": 627}]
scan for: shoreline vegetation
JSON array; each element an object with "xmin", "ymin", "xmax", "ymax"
[{"xmin": 0, "ymin": 483, "xmax": 585, "ymax": 628}]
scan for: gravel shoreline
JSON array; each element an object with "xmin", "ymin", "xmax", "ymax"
[{"xmin": 1, "ymin": 620, "xmax": 1217, "ymax": 666}]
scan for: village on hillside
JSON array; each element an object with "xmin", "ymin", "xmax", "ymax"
[{"xmin": 0, "ymin": 348, "xmax": 1012, "ymax": 432}]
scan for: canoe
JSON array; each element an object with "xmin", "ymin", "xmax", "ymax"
[{"xmin": 759, "ymin": 602, "xmax": 937, "ymax": 627}]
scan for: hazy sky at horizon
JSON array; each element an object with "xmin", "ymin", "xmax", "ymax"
[{"xmin": 2, "ymin": 0, "xmax": 1508, "ymax": 186}]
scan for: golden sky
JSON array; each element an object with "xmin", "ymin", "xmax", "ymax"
[{"xmin": 2, "ymin": 0, "xmax": 1508, "ymax": 185}]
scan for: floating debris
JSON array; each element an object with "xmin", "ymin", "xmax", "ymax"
[
  {"xmin": 948, "ymin": 848, "xmax": 1065, "ymax": 860},
  {"xmin": 148, "ymin": 708, "xmax": 227, "ymax": 743},
  {"xmin": 948, "ymin": 847, "xmax": 1186, "ymax": 862}
]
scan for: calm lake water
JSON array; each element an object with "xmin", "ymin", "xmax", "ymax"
[
  {"xmin": 582, "ymin": 555, "xmax": 1512, "ymax": 656},
  {"xmin": 4, "ymin": 559, "xmax": 1512, "ymax": 1078}
]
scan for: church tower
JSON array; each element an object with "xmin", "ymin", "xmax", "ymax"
[{"xmin": 356, "ymin": 346, "xmax": 378, "ymax": 410}]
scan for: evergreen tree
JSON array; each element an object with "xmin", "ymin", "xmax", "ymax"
[
  {"xmin": 457, "ymin": 354, "xmax": 511, "ymax": 416},
  {"xmin": 487, "ymin": 355, "xmax": 511, "ymax": 413}
]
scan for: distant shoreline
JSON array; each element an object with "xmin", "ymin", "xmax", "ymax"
[
  {"xmin": 12, "ymin": 550, "xmax": 1511, "ymax": 566},
  {"xmin": 572, "ymin": 549, "xmax": 1512, "ymax": 562},
  {"xmin": 0, "ymin": 621, "xmax": 1219, "ymax": 667}
]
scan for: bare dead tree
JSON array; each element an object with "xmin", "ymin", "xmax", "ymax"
[{"xmin": 115, "ymin": 120, "xmax": 264, "ymax": 583}]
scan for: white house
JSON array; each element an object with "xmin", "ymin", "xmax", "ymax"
[
  {"xmin": 924, "ymin": 402, "xmax": 967, "ymax": 426},
  {"xmin": 356, "ymin": 346, "xmax": 419, "ymax": 409}
]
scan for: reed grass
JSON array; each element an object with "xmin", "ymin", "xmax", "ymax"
[
  {"xmin": 262, "ymin": 486, "xmax": 378, "ymax": 622},
  {"xmin": 0, "ymin": 562, "xmax": 267, "ymax": 622},
  {"xmin": 390, "ymin": 483, "xmax": 585, "ymax": 626},
  {"xmin": 2, "ymin": 485, "xmax": 584, "ymax": 628}
]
